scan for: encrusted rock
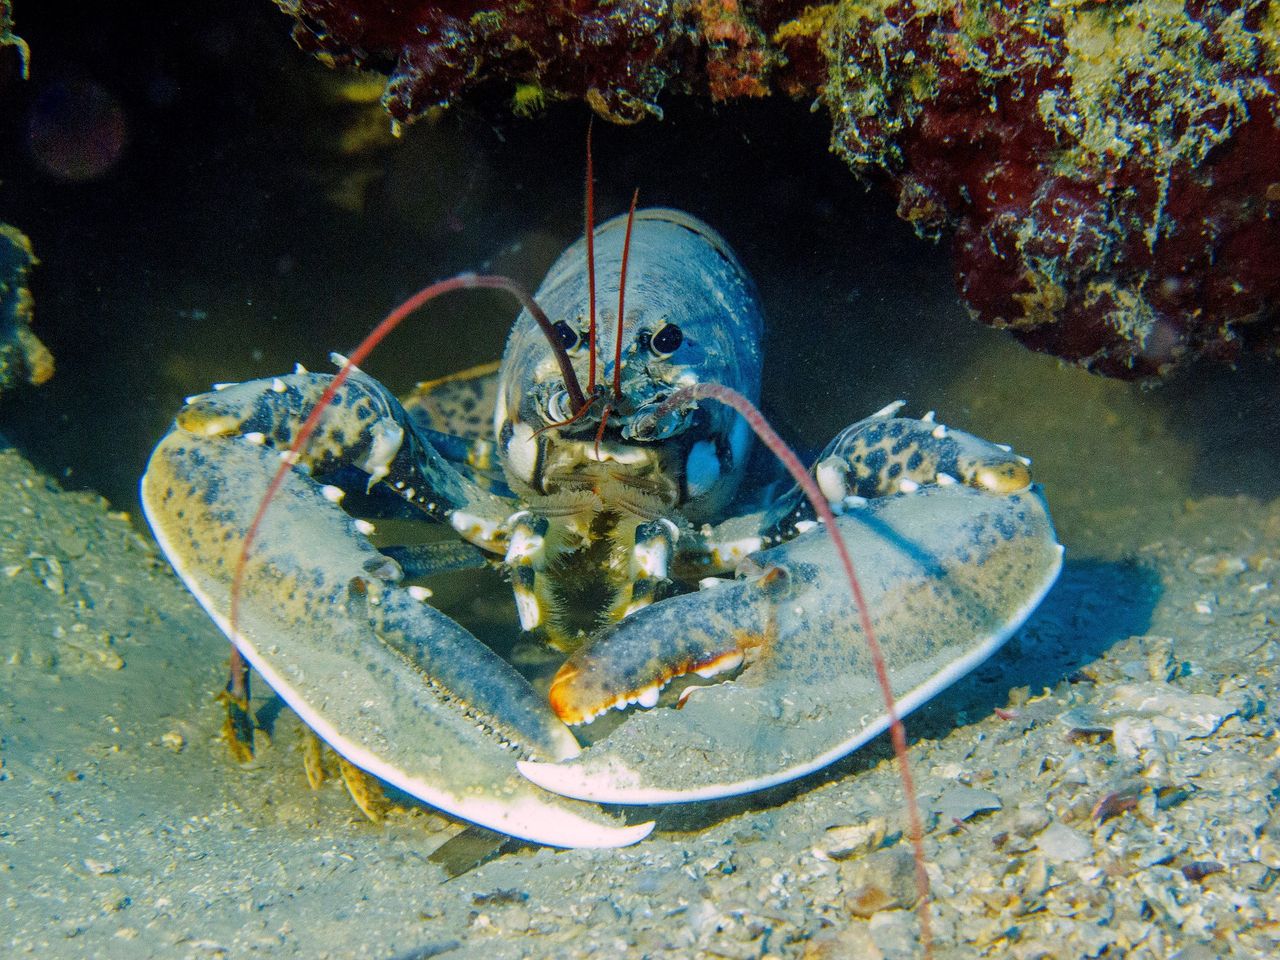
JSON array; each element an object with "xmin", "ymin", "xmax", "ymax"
[{"xmin": 0, "ymin": 224, "xmax": 53, "ymax": 393}]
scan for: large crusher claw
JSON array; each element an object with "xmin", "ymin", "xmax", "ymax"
[
  {"xmin": 142, "ymin": 393, "xmax": 651, "ymax": 847},
  {"xmin": 519, "ymin": 483, "xmax": 1062, "ymax": 804}
]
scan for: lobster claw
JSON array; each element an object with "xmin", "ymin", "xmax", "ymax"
[
  {"xmin": 519, "ymin": 483, "xmax": 1063, "ymax": 804},
  {"xmin": 142, "ymin": 426, "xmax": 652, "ymax": 847}
]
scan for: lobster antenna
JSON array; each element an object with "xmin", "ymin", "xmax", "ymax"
[
  {"xmin": 585, "ymin": 120, "xmax": 598, "ymax": 392},
  {"xmin": 230, "ymin": 272, "xmax": 587, "ymax": 644},
  {"xmin": 612, "ymin": 189, "xmax": 639, "ymax": 402},
  {"xmin": 654, "ymin": 383, "xmax": 935, "ymax": 958}
]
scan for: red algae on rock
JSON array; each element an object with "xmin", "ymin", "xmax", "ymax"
[
  {"xmin": 271, "ymin": 1, "xmax": 1280, "ymax": 378},
  {"xmin": 823, "ymin": 0, "xmax": 1280, "ymax": 378},
  {"xmin": 272, "ymin": 1, "xmax": 816, "ymax": 124}
]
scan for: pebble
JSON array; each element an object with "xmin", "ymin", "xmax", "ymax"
[
  {"xmin": 812, "ymin": 817, "xmax": 886, "ymax": 862},
  {"xmin": 1105, "ymin": 683, "xmax": 1236, "ymax": 749},
  {"xmin": 1035, "ymin": 822, "xmax": 1093, "ymax": 862},
  {"xmin": 932, "ymin": 785, "xmax": 1002, "ymax": 824},
  {"xmin": 160, "ymin": 730, "xmax": 186, "ymax": 753},
  {"xmin": 842, "ymin": 847, "xmax": 920, "ymax": 918},
  {"xmin": 1189, "ymin": 553, "xmax": 1246, "ymax": 577}
]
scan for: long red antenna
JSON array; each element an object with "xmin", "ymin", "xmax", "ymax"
[
  {"xmin": 585, "ymin": 121, "xmax": 598, "ymax": 392},
  {"xmin": 655, "ymin": 383, "xmax": 934, "ymax": 957},
  {"xmin": 230, "ymin": 273, "xmax": 583, "ymax": 640},
  {"xmin": 613, "ymin": 189, "xmax": 639, "ymax": 402}
]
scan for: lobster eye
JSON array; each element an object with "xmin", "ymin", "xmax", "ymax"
[
  {"xmin": 544, "ymin": 388, "xmax": 573, "ymax": 424},
  {"xmin": 649, "ymin": 323, "xmax": 683, "ymax": 357},
  {"xmin": 551, "ymin": 321, "xmax": 578, "ymax": 352}
]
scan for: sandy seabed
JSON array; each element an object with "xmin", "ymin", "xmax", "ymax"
[{"xmin": 1, "ymin": 406, "xmax": 1278, "ymax": 960}]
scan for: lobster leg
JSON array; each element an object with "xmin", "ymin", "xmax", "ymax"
[
  {"xmin": 610, "ymin": 518, "xmax": 679, "ymax": 620},
  {"xmin": 505, "ymin": 513, "xmax": 554, "ymax": 633},
  {"xmin": 218, "ymin": 645, "xmax": 256, "ymax": 761}
]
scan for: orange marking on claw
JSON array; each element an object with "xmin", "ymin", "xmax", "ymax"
[
  {"xmin": 547, "ymin": 636, "xmax": 760, "ymax": 725},
  {"xmin": 548, "ymin": 663, "xmax": 583, "ymax": 722}
]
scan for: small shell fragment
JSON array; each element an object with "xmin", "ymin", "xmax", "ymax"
[{"xmin": 812, "ymin": 817, "xmax": 887, "ymax": 862}]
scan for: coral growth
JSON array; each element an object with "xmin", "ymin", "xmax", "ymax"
[
  {"xmin": 0, "ymin": 225, "xmax": 54, "ymax": 393},
  {"xmin": 271, "ymin": 1, "xmax": 814, "ymax": 124},
  {"xmin": 824, "ymin": 0, "xmax": 1280, "ymax": 377}
]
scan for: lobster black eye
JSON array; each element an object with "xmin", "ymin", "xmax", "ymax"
[
  {"xmin": 552, "ymin": 321, "xmax": 578, "ymax": 351},
  {"xmin": 649, "ymin": 323, "xmax": 683, "ymax": 357}
]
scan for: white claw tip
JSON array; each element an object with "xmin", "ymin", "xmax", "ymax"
[
  {"xmin": 936, "ymin": 472, "xmax": 959, "ymax": 486},
  {"xmin": 922, "ymin": 410, "xmax": 936, "ymax": 422},
  {"xmin": 996, "ymin": 443, "xmax": 1013, "ymax": 452},
  {"xmin": 321, "ymin": 484, "xmax": 345, "ymax": 503},
  {"xmin": 243, "ymin": 431, "xmax": 266, "ymax": 445},
  {"xmin": 271, "ymin": 377, "xmax": 287, "ymax": 393},
  {"xmin": 212, "ymin": 382, "xmax": 235, "ymax": 392},
  {"xmin": 898, "ymin": 478, "xmax": 920, "ymax": 493},
  {"xmin": 354, "ymin": 519, "xmax": 376, "ymax": 536},
  {"xmin": 871, "ymin": 400, "xmax": 906, "ymax": 419},
  {"xmin": 293, "ymin": 362, "xmax": 309, "ymax": 375},
  {"xmin": 407, "ymin": 585, "xmax": 433, "ymax": 602},
  {"xmin": 931, "ymin": 424, "xmax": 948, "ymax": 439}
]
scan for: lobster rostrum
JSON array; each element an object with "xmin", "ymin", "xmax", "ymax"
[{"xmin": 141, "ymin": 155, "xmax": 1063, "ymax": 854}]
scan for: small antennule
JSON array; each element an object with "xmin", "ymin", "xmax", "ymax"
[{"xmin": 613, "ymin": 189, "xmax": 640, "ymax": 402}]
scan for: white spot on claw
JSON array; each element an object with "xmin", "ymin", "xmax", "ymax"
[
  {"xmin": 357, "ymin": 419, "xmax": 404, "ymax": 492},
  {"xmin": 685, "ymin": 440, "xmax": 720, "ymax": 498},
  {"xmin": 816, "ymin": 457, "xmax": 849, "ymax": 506},
  {"xmin": 871, "ymin": 400, "xmax": 905, "ymax": 419}
]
